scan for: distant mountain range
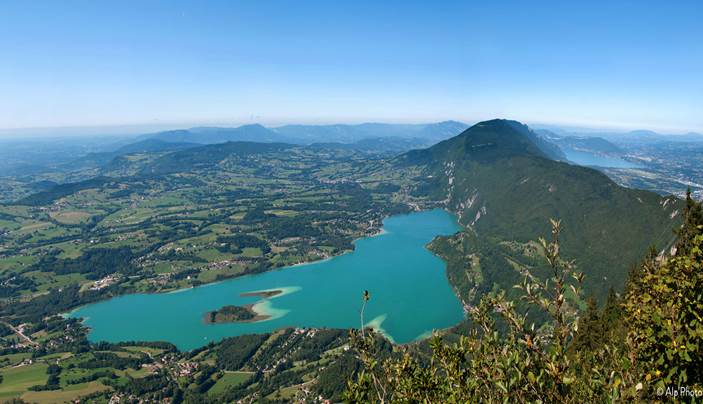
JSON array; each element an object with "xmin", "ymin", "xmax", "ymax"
[
  {"xmin": 47, "ymin": 121, "xmax": 470, "ymax": 171},
  {"xmin": 535, "ymin": 125, "xmax": 703, "ymax": 144},
  {"xmin": 274, "ymin": 121, "xmax": 470, "ymax": 144},
  {"xmin": 141, "ymin": 124, "xmax": 290, "ymax": 144},
  {"xmin": 140, "ymin": 121, "xmax": 470, "ymax": 147},
  {"xmin": 6, "ymin": 120, "xmax": 700, "ymax": 180}
]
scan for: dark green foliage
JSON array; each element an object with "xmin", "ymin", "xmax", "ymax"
[
  {"xmin": 194, "ymin": 365, "xmax": 217, "ymax": 385},
  {"xmin": 28, "ymin": 363, "xmax": 62, "ymax": 391},
  {"xmin": 106, "ymin": 372, "xmax": 176, "ymax": 399},
  {"xmin": 192, "ymin": 365, "xmax": 218, "ymax": 394},
  {"xmin": 196, "ymin": 377, "xmax": 216, "ymax": 394},
  {"xmin": 156, "ymin": 249, "xmax": 207, "ymax": 263},
  {"xmin": 216, "ymin": 234, "xmax": 271, "ymax": 254},
  {"xmin": 1, "ymin": 283, "xmax": 111, "ymax": 323},
  {"xmin": 32, "ymin": 247, "xmax": 137, "ymax": 280},
  {"xmin": 215, "ymin": 334, "xmax": 269, "ymax": 371},
  {"xmin": 171, "ymin": 268, "xmax": 200, "ymax": 280},
  {"xmin": 0, "ymin": 273, "xmax": 36, "ymax": 298},
  {"xmin": 242, "ymin": 205, "xmax": 275, "ymax": 222},
  {"xmin": 16, "ymin": 176, "xmax": 113, "ymax": 206},
  {"xmin": 675, "ymin": 188, "xmax": 703, "ymax": 255},
  {"xmin": 570, "ymin": 297, "xmax": 602, "ymax": 352},
  {"xmin": 332, "ymin": 183, "xmax": 373, "ymax": 212},
  {"xmin": 112, "ymin": 340, "xmax": 178, "ymax": 352},
  {"xmin": 265, "ymin": 215, "xmax": 323, "ymax": 239},
  {"xmin": 625, "ymin": 229, "xmax": 703, "ymax": 389},
  {"xmin": 78, "ymin": 351, "xmax": 148, "ymax": 370},
  {"xmin": 65, "ymin": 369, "xmax": 116, "ymax": 385},
  {"xmin": 314, "ymin": 353, "xmax": 362, "ymax": 401},
  {"xmin": 206, "ymin": 305, "xmax": 255, "ymax": 323},
  {"xmin": 288, "ymin": 329, "xmax": 347, "ymax": 362},
  {"xmin": 372, "ymin": 183, "xmax": 401, "ymax": 193}
]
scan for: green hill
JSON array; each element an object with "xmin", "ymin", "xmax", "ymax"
[
  {"xmin": 141, "ymin": 141, "xmax": 297, "ymax": 174},
  {"xmin": 399, "ymin": 119, "xmax": 682, "ymax": 303}
]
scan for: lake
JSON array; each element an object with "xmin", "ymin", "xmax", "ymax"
[
  {"xmin": 563, "ymin": 149, "xmax": 641, "ymax": 169},
  {"xmin": 69, "ymin": 209, "xmax": 465, "ymax": 350}
]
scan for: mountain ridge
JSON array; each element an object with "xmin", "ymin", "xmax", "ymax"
[
  {"xmin": 138, "ymin": 121, "xmax": 470, "ymax": 146},
  {"xmin": 400, "ymin": 119, "xmax": 681, "ymax": 303},
  {"xmin": 401, "ymin": 119, "xmax": 566, "ymax": 165}
]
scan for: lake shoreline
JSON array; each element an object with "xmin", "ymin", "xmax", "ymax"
[{"xmin": 69, "ymin": 209, "xmax": 467, "ymax": 350}]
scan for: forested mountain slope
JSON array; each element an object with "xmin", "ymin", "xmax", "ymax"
[{"xmin": 400, "ymin": 119, "xmax": 682, "ymax": 302}]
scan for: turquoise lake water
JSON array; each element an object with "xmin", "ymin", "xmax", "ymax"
[{"xmin": 69, "ymin": 209, "xmax": 465, "ymax": 350}]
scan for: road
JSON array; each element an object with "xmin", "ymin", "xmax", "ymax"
[{"xmin": 0, "ymin": 320, "xmax": 38, "ymax": 347}]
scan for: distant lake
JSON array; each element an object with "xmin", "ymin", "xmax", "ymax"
[
  {"xmin": 564, "ymin": 149, "xmax": 641, "ymax": 169},
  {"xmin": 69, "ymin": 209, "xmax": 465, "ymax": 350}
]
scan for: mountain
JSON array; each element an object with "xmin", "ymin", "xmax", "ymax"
[
  {"xmin": 416, "ymin": 121, "xmax": 472, "ymax": 141},
  {"xmin": 140, "ymin": 121, "xmax": 470, "ymax": 147},
  {"xmin": 536, "ymin": 129, "xmax": 624, "ymax": 155},
  {"xmin": 400, "ymin": 119, "xmax": 681, "ymax": 303},
  {"xmin": 143, "ymin": 124, "xmax": 290, "ymax": 144},
  {"xmin": 273, "ymin": 120, "xmax": 469, "ymax": 144},
  {"xmin": 404, "ymin": 119, "xmax": 566, "ymax": 164}
]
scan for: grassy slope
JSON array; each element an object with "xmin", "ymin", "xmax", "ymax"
[
  {"xmin": 0, "ymin": 363, "xmax": 48, "ymax": 399},
  {"xmin": 208, "ymin": 371, "xmax": 253, "ymax": 396}
]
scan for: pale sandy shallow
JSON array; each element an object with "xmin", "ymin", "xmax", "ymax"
[
  {"xmin": 246, "ymin": 286, "xmax": 302, "ymax": 322},
  {"xmin": 365, "ymin": 314, "xmax": 395, "ymax": 344}
]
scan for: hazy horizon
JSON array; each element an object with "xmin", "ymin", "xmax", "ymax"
[{"xmin": 0, "ymin": 118, "xmax": 701, "ymax": 141}]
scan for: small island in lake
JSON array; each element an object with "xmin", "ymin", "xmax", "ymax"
[
  {"xmin": 240, "ymin": 289, "xmax": 282, "ymax": 298},
  {"xmin": 205, "ymin": 289, "xmax": 283, "ymax": 324},
  {"xmin": 204, "ymin": 304, "xmax": 269, "ymax": 324}
]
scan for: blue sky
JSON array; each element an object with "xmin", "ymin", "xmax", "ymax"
[{"xmin": 1, "ymin": 0, "xmax": 701, "ymax": 133}]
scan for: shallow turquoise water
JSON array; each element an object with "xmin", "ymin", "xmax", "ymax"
[{"xmin": 69, "ymin": 209, "xmax": 465, "ymax": 350}]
